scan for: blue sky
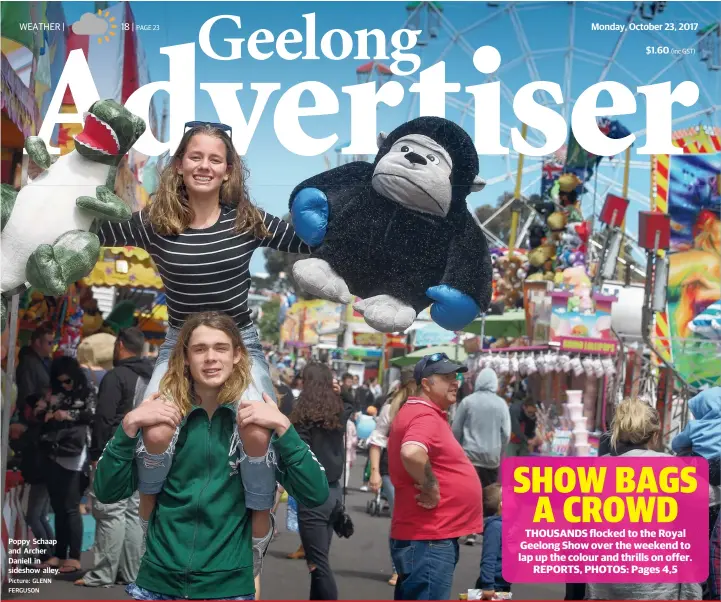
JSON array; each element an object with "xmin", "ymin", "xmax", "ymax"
[{"xmin": 59, "ymin": 1, "xmax": 721, "ymax": 273}]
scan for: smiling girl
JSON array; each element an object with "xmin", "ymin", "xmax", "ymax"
[{"xmin": 96, "ymin": 122, "xmax": 311, "ymax": 572}]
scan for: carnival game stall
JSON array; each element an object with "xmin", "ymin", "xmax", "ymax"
[
  {"xmin": 462, "ymin": 169, "xmax": 625, "ymax": 457},
  {"xmin": 462, "ymin": 314, "xmax": 620, "ymax": 458}
]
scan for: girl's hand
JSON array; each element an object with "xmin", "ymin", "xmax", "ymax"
[
  {"xmin": 369, "ymin": 470, "xmax": 382, "ymax": 493},
  {"xmin": 122, "ymin": 392, "xmax": 181, "ymax": 438},
  {"xmin": 54, "ymin": 410, "xmax": 70, "ymax": 421},
  {"xmin": 237, "ymin": 393, "xmax": 291, "ymax": 437}
]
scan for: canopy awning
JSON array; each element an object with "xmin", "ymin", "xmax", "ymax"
[
  {"xmin": 1, "ymin": 50, "xmax": 38, "ymax": 137},
  {"xmin": 461, "ymin": 311, "xmax": 526, "ymax": 339},
  {"xmin": 390, "ymin": 344, "xmax": 467, "ymax": 367},
  {"xmin": 83, "ymin": 247, "xmax": 163, "ymax": 289}
]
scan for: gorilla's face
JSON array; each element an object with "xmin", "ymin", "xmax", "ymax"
[{"xmin": 372, "ymin": 134, "xmax": 453, "ymax": 217}]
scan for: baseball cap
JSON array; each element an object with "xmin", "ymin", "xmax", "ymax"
[{"xmin": 413, "ymin": 352, "xmax": 468, "ymax": 384}]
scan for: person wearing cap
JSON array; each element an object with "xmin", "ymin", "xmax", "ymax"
[{"xmin": 387, "ymin": 353, "xmax": 484, "ymax": 600}]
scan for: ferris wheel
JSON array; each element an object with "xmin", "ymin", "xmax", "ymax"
[{"xmin": 373, "ymin": 1, "xmax": 720, "ymax": 250}]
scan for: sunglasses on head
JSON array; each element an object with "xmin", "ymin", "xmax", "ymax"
[
  {"xmin": 415, "ymin": 352, "xmax": 448, "ymax": 377},
  {"xmin": 425, "ymin": 352, "xmax": 449, "ymax": 364},
  {"xmin": 417, "ymin": 352, "xmax": 463, "ymax": 382},
  {"xmin": 184, "ymin": 121, "xmax": 233, "ymax": 138}
]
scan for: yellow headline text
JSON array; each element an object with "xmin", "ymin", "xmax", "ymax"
[{"xmin": 512, "ymin": 466, "xmax": 698, "ymax": 524}]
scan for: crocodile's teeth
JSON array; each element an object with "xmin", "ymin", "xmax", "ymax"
[
  {"xmin": 76, "ymin": 112, "xmax": 120, "ymax": 154},
  {"xmin": 86, "ymin": 114, "xmax": 120, "ymax": 150},
  {"xmin": 96, "ymin": 116, "xmax": 120, "ymax": 149}
]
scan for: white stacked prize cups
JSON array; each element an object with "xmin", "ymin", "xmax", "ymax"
[{"xmin": 566, "ymin": 390, "xmax": 589, "ymax": 456}]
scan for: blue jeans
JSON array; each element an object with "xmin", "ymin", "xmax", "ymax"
[
  {"xmin": 390, "ymin": 538, "xmax": 460, "ymax": 600},
  {"xmin": 126, "ymin": 583, "xmax": 254, "ymax": 600},
  {"xmin": 135, "ymin": 323, "xmax": 277, "ymax": 510},
  {"xmin": 382, "ymin": 475, "xmax": 395, "ymax": 515},
  {"xmin": 382, "ymin": 476, "xmax": 396, "ymax": 574}
]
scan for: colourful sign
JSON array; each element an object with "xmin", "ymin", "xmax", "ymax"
[
  {"xmin": 653, "ymin": 127, "xmax": 721, "ymax": 388},
  {"xmin": 346, "ymin": 297, "xmax": 367, "ymax": 323},
  {"xmin": 386, "ymin": 334, "xmax": 407, "ymax": 348},
  {"xmin": 280, "ymin": 300, "xmax": 343, "ymax": 346},
  {"xmin": 559, "ymin": 337, "xmax": 618, "ymax": 355},
  {"xmin": 353, "ymin": 332, "xmax": 384, "ymax": 347},
  {"xmin": 502, "ymin": 457, "xmax": 709, "ymax": 584},
  {"xmin": 549, "ymin": 291, "xmax": 615, "ymax": 341}
]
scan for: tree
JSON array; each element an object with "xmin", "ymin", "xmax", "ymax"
[
  {"xmin": 257, "ymin": 298, "xmax": 281, "ymax": 345},
  {"xmin": 474, "ymin": 192, "xmax": 540, "ymax": 247},
  {"xmin": 262, "ymin": 247, "xmax": 316, "ymax": 299}
]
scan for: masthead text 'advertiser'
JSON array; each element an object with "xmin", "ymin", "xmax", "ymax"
[{"xmin": 36, "ymin": 13, "xmax": 699, "ymax": 157}]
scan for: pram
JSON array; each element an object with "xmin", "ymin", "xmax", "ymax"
[{"xmin": 366, "ymin": 487, "xmax": 391, "ymax": 517}]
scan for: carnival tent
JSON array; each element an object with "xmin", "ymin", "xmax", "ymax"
[
  {"xmin": 461, "ymin": 311, "xmax": 526, "ymax": 339},
  {"xmin": 389, "ymin": 344, "xmax": 468, "ymax": 367}
]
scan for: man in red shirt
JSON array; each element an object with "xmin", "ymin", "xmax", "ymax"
[{"xmin": 388, "ymin": 352, "xmax": 484, "ymax": 600}]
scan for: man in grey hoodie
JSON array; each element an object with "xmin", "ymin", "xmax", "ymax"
[
  {"xmin": 452, "ymin": 369, "xmax": 510, "ymax": 545},
  {"xmin": 452, "ymin": 368, "xmax": 511, "ymax": 546},
  {"xmin": 452, "ymin": 369, "xmax": 510, "ymax": 488}
]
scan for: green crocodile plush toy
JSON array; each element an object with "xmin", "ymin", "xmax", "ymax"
[{"xmin": 0, "ymin": 99, "xmax": 146, "ymax": 330}]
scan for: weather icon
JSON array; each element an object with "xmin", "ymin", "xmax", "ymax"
[{"xmin": 71, "ymin": 9, "xmax": 118, "ymax": 44}]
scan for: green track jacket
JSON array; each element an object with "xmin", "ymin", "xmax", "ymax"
[{"xmin": 94, "ymin": 403, "xmax": 329, "ymax": 599}]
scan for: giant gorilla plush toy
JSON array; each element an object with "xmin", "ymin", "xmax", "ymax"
[{"xmin": 289, "ymin": 116, "xmax": 493, "ymax": 333}]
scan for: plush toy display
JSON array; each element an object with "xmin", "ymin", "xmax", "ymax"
[
  {"xmin": 525, "ymin": 171, "xmax": 591, "ymax": 284},
  {"xmin": 491, "ymin": 249, "xmax": 528, "ymax": 310},
  {"xmin": 0, "ymin": 100, "xmax": 146, "ymax": 330},
  {"xmin": 287, "ymin": 117, "xmax": 492, "ymax": 333}
]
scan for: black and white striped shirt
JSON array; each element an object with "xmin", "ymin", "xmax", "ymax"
[{"xmin": 98, "ymin": 205, "xmax": 310, "ymax": 329}]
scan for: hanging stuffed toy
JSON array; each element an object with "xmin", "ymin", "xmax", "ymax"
[
  {"xmin": 287, "ymin": 116, "xmax": 492, "ymax": 333},
  {"xmin": 0, "ymin": 99, "xmax": 146, "ymax": 330},
  {"xmin": 556, "ymin": 173, "xmax": 584, "ymax": 223},
  {"xmin": 494, "ymin": 251, "xmax": 528, "ymax": 309}
]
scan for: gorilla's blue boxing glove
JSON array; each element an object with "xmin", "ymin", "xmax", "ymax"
[
  {"xmin": 426, "ymin": 285, "xmax": 480, "ymax": 331},
  {"xmin": 291, "ymin": 188, "xmax": 329, "ymax": 247}
]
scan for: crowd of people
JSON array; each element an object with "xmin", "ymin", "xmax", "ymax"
[
  {"xmin": 3, "ymin": 118, "xmax": 720, "ymax": 602},
  {"xmin": 9, "ymin": 324, "xmax": 152, "ymax": 579},
  {"xmin": 8, "ymin": 318, "xmax": 721, "ymax": 601}
]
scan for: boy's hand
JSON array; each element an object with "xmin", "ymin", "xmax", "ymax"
[{"xmin": 482, "ymin": 590, "xmax": 496, "ymax": 600}]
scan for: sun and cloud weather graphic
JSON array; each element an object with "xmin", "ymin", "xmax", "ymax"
[{"xmin": 71, "ymin": 9, "xmax": 119, "ymax": 44}]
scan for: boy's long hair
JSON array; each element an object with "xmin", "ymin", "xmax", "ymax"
[
  {"xmin": 147, "ymin": 124, "xmax": 269, "ymax": 239},
  {"xmin": 290, "ymin": 363, "xmax": 344, "ymax": 431},
  {"xmin": 160, "ymin": 312, "xmax": 251, "ymax": 416}
]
